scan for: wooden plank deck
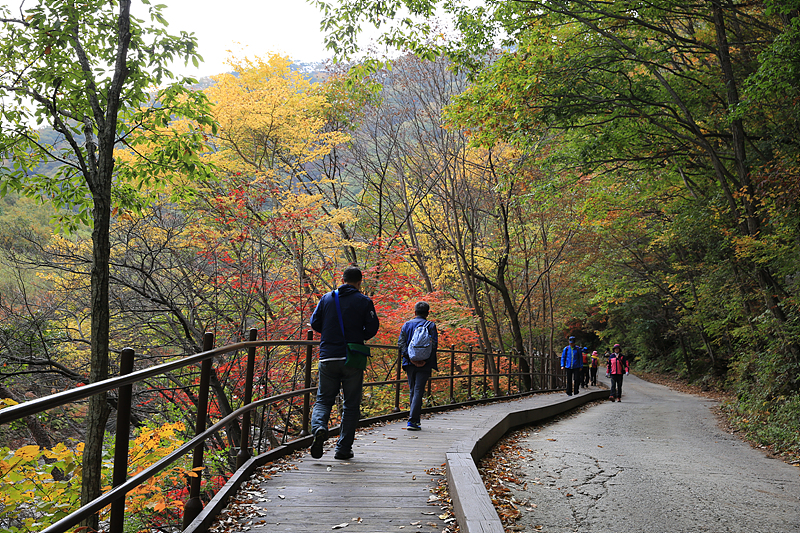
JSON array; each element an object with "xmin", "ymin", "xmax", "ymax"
[{"xmin": 209, "ymin": 389, "xmax": 603, "ymax": 533}]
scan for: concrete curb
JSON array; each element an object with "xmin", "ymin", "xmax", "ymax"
[{"xmin": 445, "ymin": 389, "xmax": 609, "ymax": 533}]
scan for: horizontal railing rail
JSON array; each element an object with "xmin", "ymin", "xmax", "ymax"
[{"xmin": 0, "ymin": 329, "xmax": 565, "ymax": 533}]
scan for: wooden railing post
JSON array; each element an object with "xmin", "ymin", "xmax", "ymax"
[
  {"xmin": 482, "ymin": 350, "xmax": 488, "ymax": 398},
  {"xmin": 467, "ymin": 346, "xmax": 474, "ymax": 400},
  {"xmin": 394, "ymin": 349, "xmax": 402, "ymax": 413},
  {"xmin": 449, "ymin": 344, "xmax": 455, "ymax": 402},
  {"xmin": 496, "ymin": 352, "xmax": 501, "ymax": 392},
  {"xmin": 507, "ymin": 352, "xmax": 513, "ymax": 396},
  {"xmin": 109, "ymin": 347, "xmax": 135, "ymax": 533},
  {"xmin": 237, "ymin": 328, "xmax": 258, "ymax": 469},
  {"xmin": 427, "ymin": 367, "xmax": 432, "ymax": 398},
  {"xmin": 183, "ymin": 332, "xmax": 214, "ymax": 529},
  {"xmin": 300, "ymin": 329, "xmax": 314, "ymax": 436}
]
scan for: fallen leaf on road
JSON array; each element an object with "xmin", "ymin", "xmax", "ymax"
[{"xmin": 332, "ymin": 523, "xmax": 349, "ymax": 529}]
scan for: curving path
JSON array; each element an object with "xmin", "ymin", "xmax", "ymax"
[
  {"xmin": 192, "ymin": 386, "xmax": 607, "ymax": 533},
  {"xmin": 190, "ymin": 374, "xmax": 800, "ymax": 533}
]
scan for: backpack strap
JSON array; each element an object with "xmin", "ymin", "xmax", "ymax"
[{"xmin": 332, "ymin": 289, "xmax": 347, "ymax": 342}]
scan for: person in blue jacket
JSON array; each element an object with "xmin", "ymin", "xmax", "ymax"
[
  {"xmin": 561, "ymin": 336, "xmax": 583, "ymax": 396},
  {"xmin": 309, "ymin": 266, "xmax": 380, "ymax": 460},
  {"xmin": 398, "ymin": 301, "xmax": 438, "ymax": 431}
]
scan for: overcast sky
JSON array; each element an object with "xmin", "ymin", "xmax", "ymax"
[{"xmin": 158, "ymin": 0, "xmax": 331, "ymax": 77}]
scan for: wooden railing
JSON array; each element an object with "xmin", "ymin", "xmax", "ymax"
[{"xmin": 0, "ymin": 329, "xmax": 563, "ymax": 533}]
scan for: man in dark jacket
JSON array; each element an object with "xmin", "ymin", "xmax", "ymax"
[
  {"xmin": 309, "ymin": 266, "xmax": 380, "ymax": 460},
  {"xmin": 398, "ymin": 301, "xmax": 438, "ymax": 431}
]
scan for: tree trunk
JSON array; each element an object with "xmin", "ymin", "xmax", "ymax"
[
  {"xmin": 79, "ymin": 3, "xmax": 131, "ymax": 527},
  {"xmin": 80, "ymin": 187, "xmax": 112, "ymax": 532}
]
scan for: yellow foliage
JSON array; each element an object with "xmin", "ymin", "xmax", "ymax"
[
  {"xmin": 205, "ymin": 53, "xmax": 349, "ymax": 198},
  {"xmin": 0, "ymin": 398, "xmax": 19, "ymax": 409}
]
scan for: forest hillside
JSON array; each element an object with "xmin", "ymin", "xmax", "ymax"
[{"xmin": 1, "ymin": 1, "xmax": 798, "ymax": 530}]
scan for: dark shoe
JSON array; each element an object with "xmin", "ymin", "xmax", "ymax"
[
  {"xmin": 334, "ymin": 450, "xmax": 354, "ymax": 460},
  {"xmin": 407, "ymin": 422, "xmax": 421, "ymax": 431},
  {"xmin": 617, "ymin": 398, "xmax": 621, "ymax": 402},
  {"xmin": 609, "ymin": 396, "xmax": 615, "ymax": 401},
  {"xmin": 310, "ymin": 427, "xmax": 327, "ymax": 458},
  {"xmin": 566, "ymin": 393, "xmax": 572, "ymax": 396}
]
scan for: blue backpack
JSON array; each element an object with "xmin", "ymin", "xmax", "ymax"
[{"xmin": 408, "ymin": 321, "xmax": 434, "ymax": 362}]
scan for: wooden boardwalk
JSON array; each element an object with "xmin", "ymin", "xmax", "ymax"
[{"xmin": 207, "ymin": 388, "xmax": 605, "ymax": 533}]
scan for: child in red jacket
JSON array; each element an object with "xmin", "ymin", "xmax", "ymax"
[{"xmin": 606, "ymin": 344, "xmax": 629, "ymax": 401}]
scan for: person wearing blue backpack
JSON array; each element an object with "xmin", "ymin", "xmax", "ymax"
[{"xmin": 398, "ymin": 301, "xmax": 438, "ymax": 431}]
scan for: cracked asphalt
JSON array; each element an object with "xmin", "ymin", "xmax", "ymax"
[{"xmin": 508, "ymin": 374, "xmax": 800, "ymax": 533}]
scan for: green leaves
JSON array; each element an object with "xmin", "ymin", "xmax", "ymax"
[{"xmin": 0, "ymin": 0, "xmax": 216, "ymax": 231}]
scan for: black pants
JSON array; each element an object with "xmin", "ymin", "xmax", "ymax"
[
  {"xmin": 590, "ymin": 367, "xmax": 598, "ymax": 385},
  {"xmin": 610, "ymin": 374, "xmax": 624, "ymax": 398},
  {"xmin": 582, "ymin": 366, "xmax": 590, "ymax": 386},
  {"xmin": 565, "ymin": 368, "xmax": 580, "ymax": 395}
]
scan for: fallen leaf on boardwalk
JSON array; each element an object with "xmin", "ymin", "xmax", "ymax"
[
  {"xmin": 597, "ymin": 445, "xmax": 603, "ymax": 448},
  {"xmin": 386, "ymin": 436, "xmax": 397, "ymax": 440},
  {"xmin": 412, "ymin": 475, "xmax": 416, "ymax": 480},
  {"xmin": 566, "ymin": 493, "xmax": 573, "ymax": 497},
  {"xmin": 278, "ymin": 495, "xmax": 285, "ymax": 499},
  {"xmin": 410, "ymin": 521, "xmax": 421, "ymax": 525},
  {"xmin": 351, "ymin": 517, "xmax": 362, "ymax": 523},
  {"xmin": 421, "ymin": 511, "xmax": 435, "ymax": 515},
  {"xmin": 309, "ymin": 489, "xmax": 313, "ymax": 493},
  {"xmin": 327, "ymin": 466, "xmax": 332, "ymax": 471},
  {"xmin": 439, "ymin": 514, "xmax": 449, "ymax": 520},
  {"xmin": 546, "ymin": 438, "xmax": 557, "ymax": 441},
  {"xmin": 331, "ymin": 523, "xmax": 349, "ymax": 529}
]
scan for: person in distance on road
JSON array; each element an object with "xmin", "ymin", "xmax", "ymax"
[
  {"xmin": 581, "ymin": 347, "xmax": 591, "ymax": 387},
  {"xmin": 590, "ymin": 351, "xmax": 600, "ymax": 386},
  {"xmin": 560, "ymin": 336, "xmax": 583, "ymax": 396},
  {"xmin": 607, "ymin": 343, "xmax": 630, "ymax": 402}
]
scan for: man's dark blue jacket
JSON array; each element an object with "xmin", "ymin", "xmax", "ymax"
[{"xmin": 310, "ymin": 284, "xmax": 380, "ymax": 360}]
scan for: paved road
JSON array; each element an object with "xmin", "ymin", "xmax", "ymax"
[{"xmin": 508, "ymin": 374, "xmax": 800, "ymax": 533}]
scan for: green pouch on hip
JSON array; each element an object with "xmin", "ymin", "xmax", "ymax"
[{"xmin": 345, "ymin": 343, "xmax": 371, "ymax": 370}]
